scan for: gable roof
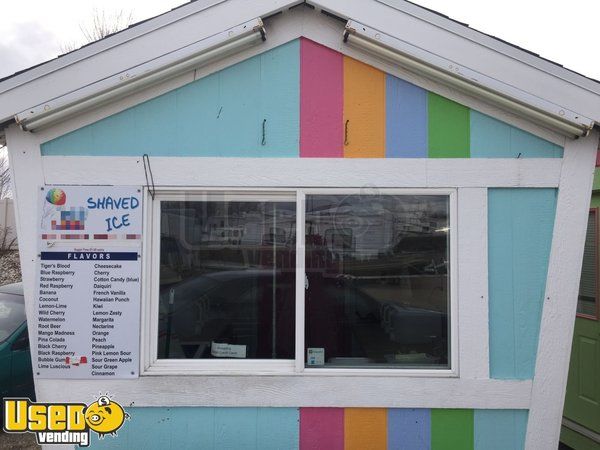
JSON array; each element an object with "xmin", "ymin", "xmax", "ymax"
[
  {"xmin": 0, "ymin": 0, "xmax": 223, "ymax": 85},
  {"xmin": 1, "ymin": 0, "xmax": 599, "ymax": 139}
]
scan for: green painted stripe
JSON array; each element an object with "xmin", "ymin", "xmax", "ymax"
[
  {"xmin": 431, "ymin": 409, "xmax": 474, "ymax": 450},
  {"xmin": 428, "ymin": 93, "xmax": 470, "ymax": 158}
]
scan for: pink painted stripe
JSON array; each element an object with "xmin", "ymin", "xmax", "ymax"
[
  {"xmin": 300, "ymin": 408, "xmax": 344, "ymax": 450},
  {"xmin": 300, "ymin": 38, "xmax": 343, "ymax": 157}
]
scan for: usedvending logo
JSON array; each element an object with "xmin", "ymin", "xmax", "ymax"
[{"xmin": 3, "ymin": 394, "xmax": 129, "ymax": 446}]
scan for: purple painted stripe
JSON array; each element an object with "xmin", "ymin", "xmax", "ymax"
[
  {"xmin": 388, "ymin": 408, "xmax": 431, "ymax": 450},
  {"xmin": 300, "ymin": 38, "xmax": 343, "ymax": 157},
  {"xmin": 386, "ymin": 76, "xmax": 428, "ymax": 158},
  {"xmin": 300, "ymin": 408, "xmax": 344, "ymax": 450}
]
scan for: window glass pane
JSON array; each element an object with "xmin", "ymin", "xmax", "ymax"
[
  {"xmin": 577, "ymin": 210, "xmax": 598, "ymax": 317},
  {"xmin": 158, "ymin": 199, "xmax": 296, "ymax": 359},
  {"xmin": 305, "ymin": 194, "xmax": 450, "ymax": 368},
  {"xmin": 0, "ymin": 294, "xmax": 26, "ymax": 344}
]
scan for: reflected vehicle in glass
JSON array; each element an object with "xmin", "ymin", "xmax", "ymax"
[
  {"xmin": 158, "ymin": 269, "xmax": 295, "ymax": 359},
  {"xmin": 157, "ymin": 193, "xmax": 450, "ymax": 369},
  {"xmin": 305, "ymin": 194, "xmax": 449, "ymax": 368},
  {"xmin": 158, "ymin": 199, "xmax": 296, "ymax": 360},
  {"xmin": 0, "ymin": 283, "xmax": 35, "ymax": 401}
]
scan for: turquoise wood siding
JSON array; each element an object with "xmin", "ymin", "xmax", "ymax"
[
  {"xmin": 488, "ymin": 188, "xmax": 557, "ymax": 379},
  {"xmin": 89, "ymin": 407, "xmax": 526, "ymax": 449},
  {"xmin": 470, "ymin": 112, "xmax": 563, "ymax": 158},
  {"xmin": 89, "ymin": 407, "xmax": 299, "ymax": 449},
  {"xmin": 41, "ymin": 40, "xmax": 562, "ymax": 159},
  {"xmin": 474, "ymin": 410, "xmax": 528, "ymax": 450},
  {"xmin": 42, "ymin": 40, "xmax": 300, "ymax": 157},
  {"xmin": 88, "ymin": 407, "xmax": 217, "ymax": 449}
]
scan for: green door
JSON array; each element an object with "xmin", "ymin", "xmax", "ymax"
[
  {"xmin": 562, "ymin": 208, "xmax": 600, "ymax": 449},
  {"xmin": 564, "ymin": 317, "xmax": 600, "ymax": 428}
]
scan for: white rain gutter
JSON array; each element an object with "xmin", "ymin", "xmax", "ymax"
[
  {"xmin": 344, "ymin": 20, "xmax": 594, "ymax": 138},
  {"xmin": 15, "ymin": 18, "xmax": 266, "ymax": 132}
]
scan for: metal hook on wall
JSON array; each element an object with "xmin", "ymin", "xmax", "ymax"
[
  {"xmin": 142, "ymin": 154, "xmax": 156, "ymax": 200},
  {"xmin": 344, "ymin": 120, "xmax": 350, "ymax": 146},
  {"xmin": 262, "ymin": 119, "xmax": 267, "ymax": 146}
]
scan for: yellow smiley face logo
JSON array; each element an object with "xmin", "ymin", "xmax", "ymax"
[{"xmin": 84, "ymin": 396, "xmax": 128, "ymax": 437}]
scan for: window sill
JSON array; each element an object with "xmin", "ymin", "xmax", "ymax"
[{"xmin": 143, "ymin": 360, "xmax": 457, "ymax": 377}]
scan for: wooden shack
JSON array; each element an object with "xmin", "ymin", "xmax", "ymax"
[{"xmin": 1, "ymin": 1, "xmax": 599, "ymax": 448}]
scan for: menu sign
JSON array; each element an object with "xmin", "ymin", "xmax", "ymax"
[{"xmin": 35, "ymin": 186, "xmax": 142, "ymax": 379}]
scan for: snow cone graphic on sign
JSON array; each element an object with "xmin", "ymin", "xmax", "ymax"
[
  {"xmin": 46, "ymin": 188, "xmax": 66, "ymax": 206},
  {"xmin": 41, "ymin": 187, "xmax": 67, "ymax": 228},
  {"xmin": 40, "ymin": 186, "xmax": 90, "ymax": 232}
]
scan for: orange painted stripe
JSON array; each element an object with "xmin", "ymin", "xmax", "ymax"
[
  {"xmin": 343, "ymin": 57, "xmax": 386, "ymax": 158},
  {"xmin": 344, "ymin": 408, "xmax": 387, "ymax": 450}
]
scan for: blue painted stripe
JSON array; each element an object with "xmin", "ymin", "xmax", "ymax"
[
  {"xmin": 474, "ymin": 410, "xmax": 528, "ymax": 450},
  {"xmin": 470, "ymin": 111, "xmax": 563, "ymax": 158},
  {"xmin": 385, "ymin": 76, "xmax": 428, "ymax": 157},
  {"xmin": 42, "ymin": 40, "xmax": 300, "ymax": 157},
  {"xmin": 488, "ymin": 189, "xmax": 557, "ymax": 379},
  {"xmin": 387, "ymin": 408, "xmax": 430, "ymax": 450}
]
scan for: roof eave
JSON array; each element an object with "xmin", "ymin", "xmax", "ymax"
[{"xmin": 1, "ymin": 0, "xmax": 599, "ymax": 137}]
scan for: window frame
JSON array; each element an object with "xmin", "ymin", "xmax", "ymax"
[
  {"xmin": 142, "ymin": 187, "xmax": 458, "ymax": 377},
  {"xmin": 576, "ymin": 207, "xmax": 599, "ymax": 321}
]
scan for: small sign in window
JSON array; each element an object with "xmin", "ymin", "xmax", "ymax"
[
  {"xmin": 211, "ymin": 342, "xmax": 247, "ymax": 359},
  {"xmin": 307, "ymin": 348, "xmax": 325, "ymax": 366}
]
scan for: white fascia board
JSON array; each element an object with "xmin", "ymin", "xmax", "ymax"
[
  {"xmin": 0, "ymin": 0, "xmax": 225, "ymax": 95},
  {"xmin": 311, "ymin": 0, "xmax": 600, "ymax": 124},
  {"xmin": 375, "ymin": 0, "xmax": 600, "ymax": 96},
  {"xmin": 0, "ymin": 0, "xmax": 301, "ymax": 125}
]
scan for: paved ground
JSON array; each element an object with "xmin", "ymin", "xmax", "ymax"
[
  {"xmin": 0, "ymin": 431, "xmax": 40, "ymax": 449},
  {"xmin": 0, "ymin": 250, "xmax": 21, "ymax": 285}
]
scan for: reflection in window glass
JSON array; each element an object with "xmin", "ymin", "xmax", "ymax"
[
  {"xmin": 577, "ymin": 210, "xmax": 598, "ymax": 318},
  {"xmin": 0, "ymin": 295, "xmax": 26, "ymax": 344},
  {"xmin": 305, "ymin": 195, "xmax": 450, "ymax": 368},
  {"xmin": 158, "ymin": 199, "xmax": 296, "ymax": 359}
]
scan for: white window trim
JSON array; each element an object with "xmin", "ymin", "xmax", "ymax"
[
  {"xmin": 141, "ymin": 187, "xmax": 458, "ymax": 377},
  {"xmin": 145, "ymin": 189, "xmax": 298, "ymax": 375}
]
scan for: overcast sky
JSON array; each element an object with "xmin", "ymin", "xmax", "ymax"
[{"xmin": 1, "ymin": 0, "xmax": 599, "ymax": 81}]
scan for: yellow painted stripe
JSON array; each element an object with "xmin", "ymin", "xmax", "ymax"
[
  {"xmin": 344, "ymin": 408, "xmax": 387, "ymax": 450},
  {"xmin": 343, "ymin": 57, "xmax": 386, "ymax": 158}
]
